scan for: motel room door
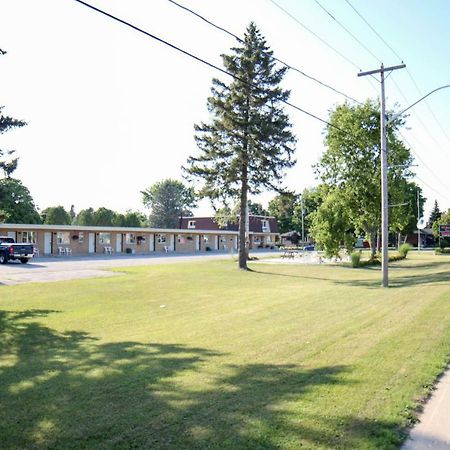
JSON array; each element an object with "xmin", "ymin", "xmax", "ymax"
[
  {"xmin": 88, "ymin": 233, "xmax": 95, "ymax": 253},
  {"xmin": 44, "ymin": 232, "xmax": 52, "ymax": 255},
  {"xmin": 116, "ymin": 233, "xmax": 122, "ymax": 253}
]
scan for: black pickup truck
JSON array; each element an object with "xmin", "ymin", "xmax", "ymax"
[{"xmin": 0, "ymin": 236, "xmax": 35, "ymax": 264}]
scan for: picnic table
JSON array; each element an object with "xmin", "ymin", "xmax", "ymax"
[{"xmin": 281, "ymin": 249, "xmax": 297, "ymax": 259}]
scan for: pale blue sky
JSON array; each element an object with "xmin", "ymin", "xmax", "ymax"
[{"xmin": 1, "ymin": 0, "xmax": 449, "ymax": 218}]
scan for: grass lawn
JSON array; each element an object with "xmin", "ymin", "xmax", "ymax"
[{"xmin": 1, "ymin": 252, "xmax": 449, "ymax": 449}]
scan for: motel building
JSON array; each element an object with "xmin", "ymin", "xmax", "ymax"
[{"xmin": 0, "ymin": 215, "xmax": 279, "ymax": 257}]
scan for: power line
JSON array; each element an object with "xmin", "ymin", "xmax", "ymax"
[
  {"xmin": 406, "ymin": 68, "xmax": 450, "ymax": 142},
  {"xmin": 269, "ymin": 0, "xmax": 361, "ymax": 71},
  {"xmin": 343, "ymin": 0, "xmax": 450, "ymax": 147},
  {"xmin": 72, "ymin": 0, "xmax": 355, "ymax": 138},
  {"xmin": 167, "ymin": 0, "xmax": 362, "ymax": 104},
  {"xmin": 344, "ymin": 0, "xmax": 403, "ymax": 62},
  {"xmin": 313, "ymin": 0, "xmax": 381, "ymax": 63},
  {"xmin": 415, "ymin": 174, "xmax": 450, "ymax": 203},
  {"xmin": 397, "ymin": 129, "xmax": 450, "ymax": 195},
  {"xmin": 268, "ymin": 0, "xmax": 379, "ymax": 94}
]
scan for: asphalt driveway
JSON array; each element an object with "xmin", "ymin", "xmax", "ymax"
[{"xmin": 0, "ymin": 250, "xmax": 277, "ymax": 286}]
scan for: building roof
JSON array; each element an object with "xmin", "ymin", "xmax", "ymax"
[{"xmin": 179, "ymin": 215, "xmax": 279, "ymax": 234}]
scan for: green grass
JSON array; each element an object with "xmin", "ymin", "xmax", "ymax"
[{"xmin": 1, "ymin": 253, "xmax": 449, "ymax": 449}]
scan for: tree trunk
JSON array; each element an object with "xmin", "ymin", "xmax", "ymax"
[
  {"xmin": 238, "ymin": 164, "xmax": 249, "ymax": 270},
  {"xmin": 370, "ymin": 232, "xmax": 377, "ymax": 259}
]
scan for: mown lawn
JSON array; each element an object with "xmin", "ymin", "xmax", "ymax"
[{"xmin": 1, "ymin": 252, "xmax": 449, "ymax": 449}]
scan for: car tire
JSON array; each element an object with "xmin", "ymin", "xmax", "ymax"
[
  {"xmin": 20, "ymin": 258, "xmax": 28, "ymax": 264},
  {"xmin": 0, "ymin": 254, "xmax": 8, "ymax": 264}
]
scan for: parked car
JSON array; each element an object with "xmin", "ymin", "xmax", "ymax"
[
  {"xmin": 0, "ymin": 236, "xmax": 35, "ymax": 264},
  {"xmin": 304, "ymin": 244, "xmax": 315, "ymax": 251}
]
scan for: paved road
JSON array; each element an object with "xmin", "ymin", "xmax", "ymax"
[{"xmin": 0, "ymin": 250, "xmax": 276, "ymax": 286}]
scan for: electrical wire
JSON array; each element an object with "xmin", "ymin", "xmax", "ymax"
[
  {"xmin": 397, "ymin": 130, "xmax": 450, "ymax": 195},
  {"xmin": 344, "ymin": 0, "xmax": 450, "ymax": 148},
  {"xmin": 344, "ymin": 0, "xmax": 403, "ymax": 62},
  {"xmin": 168, "ymin": 0, "xmax": 363, "ymax": 104},
  {"xmin": 406, "ymin": 68, "xmax": 450, "ymax": 142},
  {"xmin": 313, "ymin": 0, "xmax": 382, "ymax": 63},
  {"xmin": 72, "ymin": 0, "xmax": 355, "ymax": 139},
  {"xmin": 268, "ymin": 0, "xmax": 379, "ymax": 94}
]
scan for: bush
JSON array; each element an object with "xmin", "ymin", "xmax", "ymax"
[
  {"xmin": 435, "ymin": 248, "xmax": 450, "ymax": 254},
  {"xmin": 350, "ymin": 251, "xmax": 361, "ymax": 268},
  {"xmin": 399, "ymin": 243, "xmax": 411, "ymax": 258}
]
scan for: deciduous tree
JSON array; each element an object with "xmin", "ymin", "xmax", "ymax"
[{"xmin": 142, "ymin": 179, "xmax": 196, "ymax": 229}]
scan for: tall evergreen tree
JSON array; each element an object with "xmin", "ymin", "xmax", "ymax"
[
  {"xmin": 0, "ymin": 106, "xmax": 26, "ymax": 178},
  {"xmin": 185, "ymin": 23, "xmax": 296, "ymax": 269},
  {"xmin": 428, "ymin": 200, "xmax": 442, "ymax": 227}
]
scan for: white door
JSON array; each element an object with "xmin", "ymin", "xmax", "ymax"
[
  {"xmin": 149, "ymin": 234, "xmax": 154, "ymax": 252},
  {"xmin": 116, "ymin": 233, "xmax": 122, "ymax": 253},
  {"xmin": 44, "ymin": 232, "xmax": 52, "ymax": 254},
  {"xmin": 7, "ymin": 231, "xmax": 16, "ymax": 240},
  {"xmin": 195, "ymin": 235, "xmax": 200, "ymax": 251},
  {"xmin": 88, "ymin": 233, "xmax": 95, "ymax": 253}
]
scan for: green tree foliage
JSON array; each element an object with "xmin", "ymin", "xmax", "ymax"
[
  {"xmin": 74, "ymin": 208, "xmax": 95, "ymax": 226},
  {"xmin": 310, "ymin": 189, "xmax": 355, "ymax": 257},
  {"xmin": 184, "ymin": 23, "xmax": 296, "ymax": 269},
  {"xmin": 74, "ymin": 207, "xmax": 146, "ymax": 227},
  {"xmin": 314, "ymin": 100, "xmax": 413, "ymax": 257},
  {"xmin": 248, "ymin": 201, "xmax": 268, "ymax": 216},
  {"xmin": 0, "ymin": 178, "xmax": 40, "ymax": 224},
  {"xmin": 428, "ymin": 200, "xmax": 442, "ymax": 227},
  {"xmin": 142, "ymin": 179, "xmax": 196, "ymax": 229},
  {"xmin": 432, "ymin": 208, "xmax": 450, "ymax": 247},
  {"xmin": 292, "ymin": 187, "xmax": 323, "ymax": 240},
  {"xmin": 0, "ymin": 107, "xmax": 26, "ymax": 178},
  {"xmin": 268, "ymin": 193, "xmax": 299, "ymax": 234},
  {"xmin": 389, "ymin": 181, "xmax": 425, "ymax": 246},
  {"xmin": 41, "ymin": 206, "xmax": 71, "ymax": 225}
]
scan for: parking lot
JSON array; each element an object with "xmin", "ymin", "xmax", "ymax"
[{"xmin": 0, "ymin": 250, "xmax": 277, "ymax": 286}]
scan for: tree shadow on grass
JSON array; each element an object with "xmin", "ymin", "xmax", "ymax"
[
  {"xmin": 334, "ymin": 270, "xmax": 450, "ymax": 289},
  {"xmin": 0, "ymin": 310, "xmax": 407, "ymax": 449}
]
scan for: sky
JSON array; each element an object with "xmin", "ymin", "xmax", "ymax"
[{"xmin": 1, "ymin": 0, "xmax": 449, "ymax": 220}]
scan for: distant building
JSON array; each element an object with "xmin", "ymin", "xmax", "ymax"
[{"xmin": 179, "ymin": 215, "xmax": 279, "ymax": 249}]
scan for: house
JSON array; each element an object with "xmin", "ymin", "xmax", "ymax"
[{"xmin": 178, "ymin": 215, "xmax": 279, "ymax": 249}]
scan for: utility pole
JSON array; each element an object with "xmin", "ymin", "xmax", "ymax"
[
  {"xmin": 301, "ymin": 195, "xmax": 305, "ymax": 247},
  {"xmin": 417, "ymin": 190, "xmax": 421, "ymax": 254},
  {"xmin": 358, "ymin": 63, "xmax": 406, "ymax": 288}
]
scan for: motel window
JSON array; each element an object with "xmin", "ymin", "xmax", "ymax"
[
  {"xmin": 261, "ymin": 220, "xmax": 270, "ymax": 232},
  {"xmin": 188, "ymin": 220, "xmax": 196, "ymax": 229},
  {"xmin": 177, "ymin": 235, "xmax": 185, "ymax": 244},
  {"xmin": 78, "ymin": 232, "xmax": 84, "ymax": 243},
  {"xmin": 98, "ymin": 233, "xmax": 111, "ymax": 245},
  {"xmin": 21, "ymin": 231, "xmax": 36, "ymax": 244},
  {"xmin": 57, "ymin": 232, "xmax": 70, "ymax": 245},
  {"xmin": 203, "ymin": 235, "xmax": 210, "ymax": 243},
  {"xmin": 125, "ymin": 233, "xmax": 136, "ymax": 244},
  {"xmin": 157, "ymin": 234, "xmax": 166, "ymax": 244}
]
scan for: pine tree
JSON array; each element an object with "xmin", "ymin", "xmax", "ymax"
[
  {"xmin": 428, "ymin": 200, "xmax": 441, "ymax": 227},
  {"xmin": 185, "ymin": 23, "xmax": 296, "ymax": 269},
  {"xmin": 0, "ymin": 106, "xmax": 26, "ymax": 178}
]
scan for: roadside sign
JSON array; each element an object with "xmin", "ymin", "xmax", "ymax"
[{"xmin": 439, "ymin": 225, "xmax": 450, "ymax": 237}]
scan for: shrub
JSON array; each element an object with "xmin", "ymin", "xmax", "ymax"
[
  {"xmin": 435, "ymin": 248, "xmax": 450, "ymax": 254},
  {"xmin": 399, "ymin": 243, "xmax": 412, "ymax": 258},
  {"xmin": 350, "ymin": 251, "xmax": 361, "ymax": 268}
]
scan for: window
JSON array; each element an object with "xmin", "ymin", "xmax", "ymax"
[
  {"xmin": 98, "ymin": 233, "xmax": 111, "ymax": 245},
  {"xmin": 57, "ymin": 232, "xmax": 70, "ymax": 245},
  {"xmin": 203, "ymin": 235, "xmax": 210, "ymax": 243},
  {"xmin": 78, "ymin": 232, "xmax": 84, "ymax": 243},
  {"xmin": 188, "ymin": 220, "xmax": 196, "ymax": 229},
  {"xmin": 177, "ymin": 234, "xmax": 185, "ymax": 244},
  {"xmin": 125, "ymin": 233, "xmax": 136, "ymax": 244},
  {"xmin": 157, "ymin": 234, "xmax": 166, "ymax": 243},
  {"xmin": 261, "ymin": 219, "xmax": 270, "ymax": 232},
  {"xmin": 22, "ymin": 231, "xmax": 36, "ymax": 244}
]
